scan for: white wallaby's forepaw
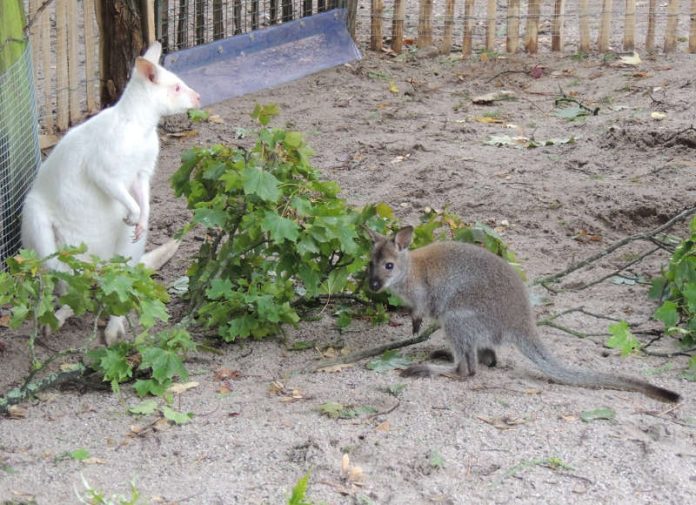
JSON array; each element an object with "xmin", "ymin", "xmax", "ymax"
[{"xmin": 104, "ymin": 316, "xmax": 126, "ymax": 346}]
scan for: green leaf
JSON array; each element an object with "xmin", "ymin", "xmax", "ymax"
[
  {"xmin": 193, "ymin": 208, "xmax": 228, "ymax": 228},
  {"xmin": 366, "ymin": 350, "xmax": 413, "ymax": 372},
  {"xmin": 318, "ymin": 402, "xmax": 346, "ymax": 419},
  {"xmin": 99, "ymin": 348, "xmax": 133, "ymax": 384},
  {"xmin": 162, "ymin": 406, "xmax": 192, "ymax": 425},
  {"xmin": 251, "ymin": 103, "xmax": 279, "ymax": 126},
  {"xmin": 206, "ymin": 278, "xmax": 234, "ymax": 300},
  {"xmin": 69, "ymin": 448, "xmax": 91, "ymax": 461},
  {"xmin": 128, "ymin": 399, "xmax": 159, "ymax": 416},
  {"xmin": 188, "ymin": 108, "xmax": 209, "ymax": 122},
  {"xmin": 654, "ymin": 300, "xmax": 679, "ymax": 328},
  {"xmin": 261, "ymin": 211, "xmax": 300, "ymax": 243},
  {"xmin": 242, "ymin": 166, "xmax": 281, "ymax": 202},
  {"xmin": 385, "ymin": 383, "xmax": 406, "ymax": 397},
  {"xmin": 606, "ymin": 321, "xmax": 641, "ymax": 356},
  {"xmin": 429, "ymin": 450, "xmax": 445, "ymax": 469},
  {"xmin": 140, "ymin": 347, "xmax": 188, "ymax": 384},
  {"xmin": 284, "ymin": 131, "xmax": 304, "ymax": 148},
  {"xmin": 288, "ymin": 472, "xmax": 312, "ymax": 505},
  {"xmin": 139, "ymin": 299, "xmax": 169, "ymax": 328},
  {"xmin": 289, "ymin": 340, "xmax": 314, "ymax": 351},
  {"xmin": 580, "ymin": 407, "xmax": 616, "ymax": 423},
  {"xmin": 134, "ymin": 379, "xmax": 169, "ymax": 397}
]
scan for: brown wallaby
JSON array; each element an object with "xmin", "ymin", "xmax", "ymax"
[{"xmin": 366, "ymin": 226, "xmax": 680, "ymax": 403}]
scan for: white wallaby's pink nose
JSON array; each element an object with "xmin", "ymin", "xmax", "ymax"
[{"xmin": 191, "ymin": 90, "xmax": 201, "ymax": 108}]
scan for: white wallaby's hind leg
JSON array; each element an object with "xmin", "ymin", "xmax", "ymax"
[
  {"xmin": 102, "ymin": 239, "xmax": 180, "ymax": 345},
  {"xmin": 140, "ymin": 239, "xmax": 180, "ymax": 270}
]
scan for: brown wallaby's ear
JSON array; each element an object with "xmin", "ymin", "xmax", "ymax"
[
  {"xmin": 394, "ymin": 226, "xmax": 414, "ymax": 251},
  {"xmin": 363, "ymin": 225, "xmax": 384, "ymax": 244},
  {"xmin": 135, "ymin": 57, "xmax": 158, "ymax": 84}
]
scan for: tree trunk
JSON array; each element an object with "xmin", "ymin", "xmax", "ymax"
[{"xmin": 96, "ymin": 0, "xmax": 146, "ymax": 108}]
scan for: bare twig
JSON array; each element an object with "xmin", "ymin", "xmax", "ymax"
[
  {"xmin": 303, "ymin": 324, "xmax": 440, "ymax": 373},
  {"xmin": 533, "ymin": 206, "xmax": 696, "ymax": 285},
  {"xmin": 575, "ymin": 246, "xmax": 662, "ymax": 290}
]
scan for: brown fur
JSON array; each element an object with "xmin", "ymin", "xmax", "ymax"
[{"xmin": 367, "ymin": 226, "xmax": 680, "ymax": 403}]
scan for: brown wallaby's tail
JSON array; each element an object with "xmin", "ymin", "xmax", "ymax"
[
  {"xmin": 140, "ymin": 239, "xmax": 180, "ymax": 271},
  {"xmin": 518, "ymin": 334, "xmax": 681, "ymax": 403}
]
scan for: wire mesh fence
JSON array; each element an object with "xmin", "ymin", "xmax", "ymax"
[{"xmin": 0, "ymin": 43, "xmax": 41, "ymax": 267}]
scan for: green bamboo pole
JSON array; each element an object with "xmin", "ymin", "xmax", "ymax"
[{"xmin": 0, "ymin": 0, "xmax": 27, "ymax": 71}]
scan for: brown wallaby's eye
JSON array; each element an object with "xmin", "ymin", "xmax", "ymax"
[{"xmin": 385, "ymin": 262, "xmax": 394, "ymax": 270}]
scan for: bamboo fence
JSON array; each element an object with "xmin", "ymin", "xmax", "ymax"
[{"xmin": 23, "ymin": 0, "xmax": 696, "ymax": 133}]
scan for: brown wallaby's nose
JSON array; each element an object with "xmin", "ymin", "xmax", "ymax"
[{"xmin": 370, "ymin": 279, "xmax": 381, "ymax": 291}]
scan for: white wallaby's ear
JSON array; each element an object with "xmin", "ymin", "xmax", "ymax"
[
  {"xmin": 135, "ymin": 57, "xmax": 158, "ymax": 84},
  {"xmin": 393, "ymin": 226, "xmax": 414, "ymax": 251},
  {"xmin": 142, "ymin": 41, "xmax": 162, "ymax": 64},
  {"xmin": 363, "ymin": 225, "xmax": 384, "ymax": 244}
]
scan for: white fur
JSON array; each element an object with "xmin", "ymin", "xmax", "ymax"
[{"xmin": 21, "ymin": 42, "xmax": 199, "ymax": 343}]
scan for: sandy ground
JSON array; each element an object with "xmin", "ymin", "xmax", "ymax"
[{"xmin": 2, "ymin": 45, "xmax": 696, "ymax": 504}]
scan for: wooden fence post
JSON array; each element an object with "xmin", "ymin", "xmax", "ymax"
[
  {"xmin": 84, "ymin": 0, "xmax": 98, "ymax": 113},
  {"xmin": 646, "ymin": 0, "xmax": 656, "ymax": 52},
  {"xmin": 690, "ymin": 0, "xmax": 696, "ymax": 53},
  {"xmin": 442, "ymin": 0, "xmax": 455, "ymax": 54},
  {"xmin": 371, "ymin": 0, "xmax": 383, "ymax": 51},
  {"xmin": 597, "ymin": 0, "xmax": 612, "ymax": 52},
  {"xmin": 56, "ymin": 0, "xmax": 68, "ymax": 130},
  {"xmin": 623, "ymin": 0, "xmax": 636, "ymax": 50},
  {"xmin": 417, "ymin": 0, "xmax": 434, "ymax": 48},
  {"xmin": 462, "ymin": 0, "xmax": 475, "ymax": 56},
  {"xmin": 579, "ymin": 0, "xmax": 590, "ymax": 52},
  {"xmin": 392, "ymin": 0, "xmax": 405, "ymax": 52},
  {"xmin": 525, "ymin": 0, "xmax": 540, "ymax": 53},
  {"xmin": 551, "ymin": 0, "xmax": 565, "ymax": 51},
  {"xmin": 486, "ymin": 0, "xmax": 496, "ymax": 51},
  {"xmin": 507, "ymin": 0, "xmax": 519, "ymax": 53},
  {"xmin": 664, "ymin": 0, "xmax": 680, "ymax": 52},
  {"xmin": 67, "ymin": 0, "xmax": 80, "ymax": 124}
]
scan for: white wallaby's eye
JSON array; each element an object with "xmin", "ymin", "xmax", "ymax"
[
  {"xmin": 175, "ymin": 84, "xmax": 181, "ymax": 92},
  {"xmin": 385, "ymin": 262, "xmax": 394, "ymax": 270}
]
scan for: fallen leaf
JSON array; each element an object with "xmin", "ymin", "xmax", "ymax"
[
  {"xmin": 8, "ymin": 405, "xmax": 27, "ymax": 419},
  {"xmin": 167, "ymin": 129, "xmax": 198, "ymax": 139},
  {"xmin": 83, "ymin": 457, "xmax": 107, "ymax": 465},
  {"xmin": 0, "ymin": 315, "xmax": 10, "ymax": 328},
  {"xmin": 208, "ymin": 114, "xmax": 224, "ymax": 124},
  {"xmin": 618, "ymin": 51, "xmax": 642, "ymax": 66},
  {"xmin": 153, "ymin": 418, "xmax": 171, "ymax": 431},
  {"xmin": 166, "ymin": 381, "xmax": 199, "ymax": 395},
  {"xmin": 217, "ymin": 383, "xmax": 232, "ymax": 395},
  {"xmin": 474, "ymin": 116, "xmax": 504, "ymax": 124},
  {"xmin": 268, "ymin": 380, "xmax": 285, "ymax": 394},
  {"xmin": 317, "ymin": 363, "xmax": 354, "ymax": 373},
  {"xmin": 472, "ymin": 90, "xmax": 516, "ymax": 104},
  {"xmin": 388, "ymin": 81, "xmax": 399, "ymax": 94},
  {"xmin": 214, "ymin": 368, "xmax": 241, "ymax": 381},
  {"xmin": 651, "ymin": 111, "xmax": 666, "ymax": 121},
  {"xmin": 580, "ymin": 407, "xmax": 616, "ymax": 423},
  {"xmin": 376, "ymin": 420, "xmax": 391, "ymax": 432}
]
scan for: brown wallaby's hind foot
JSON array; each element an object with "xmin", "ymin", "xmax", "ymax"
[
  {"xmin": 429, "ymin": 348, "xmax": 497, "ymax": 367},
  {"xmin": 478, "ymin": 348, "xmax": 497, "ymax": 367}
]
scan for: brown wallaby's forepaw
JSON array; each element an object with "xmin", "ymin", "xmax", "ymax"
[
  {"xmin": 401, "ymin": 364, "xmax": 433, "ymax": 378},
  {"xmin": 412, "ymin": 316, "xmax": 423, "ymax": 335}
]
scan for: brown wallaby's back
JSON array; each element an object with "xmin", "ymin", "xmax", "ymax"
[{"xmin": 366, "ymin": 226, "xmax": 680, "ymax": 403}]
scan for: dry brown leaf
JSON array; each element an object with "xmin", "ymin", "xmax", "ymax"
[
  {"xmin": 0, "ymin": 314, "xmax": 11, "ymax": 327},
  {"xmin": 83, "ymin": 457, "xmax": 107, "ymax": 465},
  {"xmin": 166, "ymin": 381, "xmax": 199, "ymax": 395},
  {"xmin": 375, "ymin": 420, "xmax": 391, "ymax": 432},
  {"xmin": 214, "ymin": 368, "xmax": 241, "ymax": 381},
  {"xmin": 167, "ymin": 129, "xmax": 198, "ymax": 139},
  {"xmin": 153, "ymin": 418, "xmax": 171, "ymax": 431},
  {"xmin": 8, "ymin": 405, "xmax": 27, "ymax": 419},
  {"xmin": 317, "ymin": 363, "xmax": 354, "ymax": 373},
  {"xmin": 208, "ymin": 114, "xmax": 224, "ymax": 124},
  {"xmin": 217, "ymin": 383, "xmax": 232, "ymax": 395},
  {"xmin": 474, "ymin": 116, "xmax": 503, "ymax": 124},
  {"xmin": 268, "ymin": 380, "xmax": 285, "ymax": 395}
]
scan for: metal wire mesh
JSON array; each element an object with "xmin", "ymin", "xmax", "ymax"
[
  {"xmin": 156, "ymin": 0, "xmax": 347, "ymax": 52},
  {"xmin": 0, "ymin": 42, "xmax": 41, "ymax": 267}
]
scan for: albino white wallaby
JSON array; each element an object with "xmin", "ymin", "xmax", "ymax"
[
  {"xmin": 21, "ymin": 42, "xmax": 200, "ymax": 343},
  {"xmin": 366, "ymin": 226, "xmax": 681, "ymax": 403}
]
